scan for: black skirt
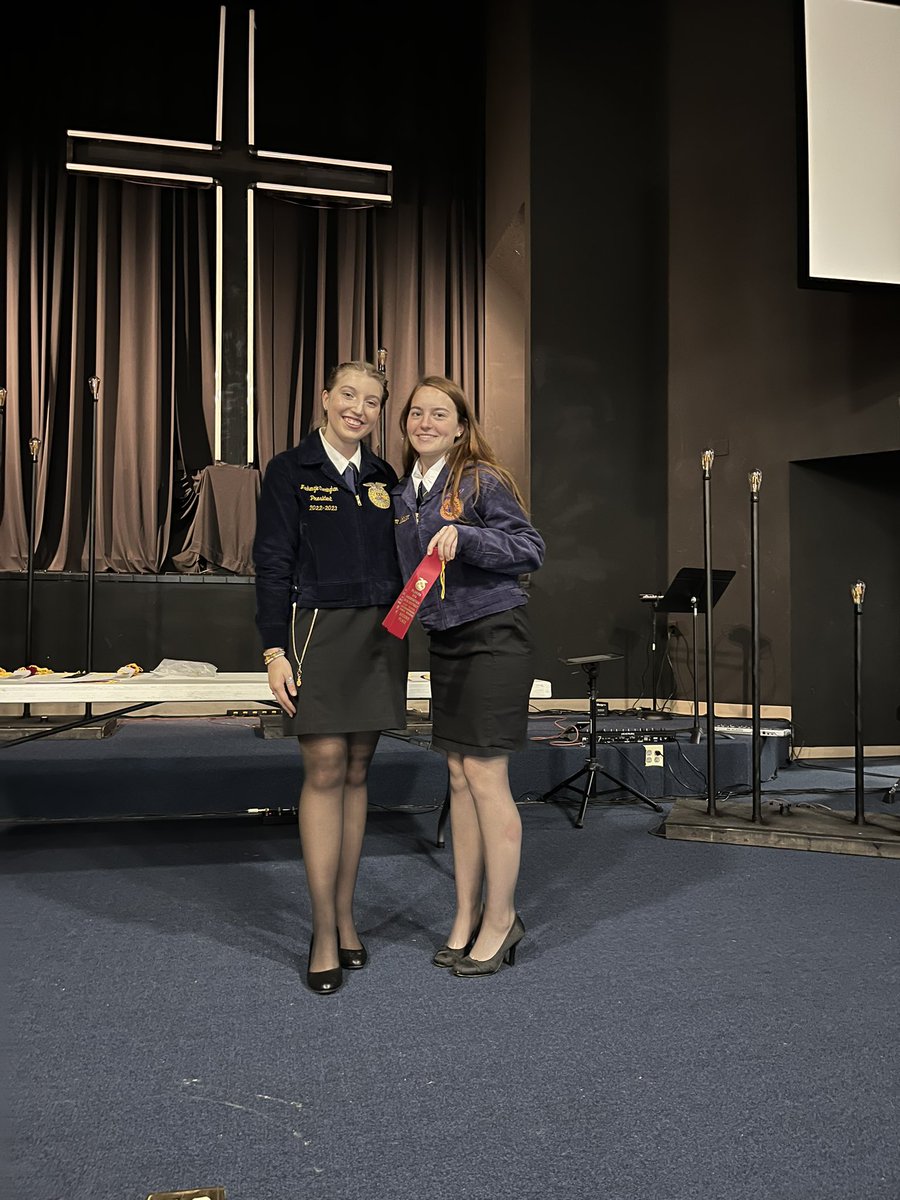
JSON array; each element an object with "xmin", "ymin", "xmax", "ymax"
[
  {"xmin": 428, "ymin": 604, "xmax": 534, "ymax": 757},
  {"xmin": 282, "ymin": 606, "xmax": 409, "ymax": 736}
]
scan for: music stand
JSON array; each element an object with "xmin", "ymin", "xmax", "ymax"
[
  {"xmin": 539, "ymin": 654, "xmax": 665, "ymax": 829},
  {"xmin": 657, "ymin": 567, "xmax": 735, "ymax": 743}
]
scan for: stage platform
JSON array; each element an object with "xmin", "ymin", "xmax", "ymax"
[
  {"xmin": 660, "ymin": 793, "xmax": 900, "ymax": 858},
  {"xmin": 0, "ymin": 710, "xmax": 792, "ymax": 827}
]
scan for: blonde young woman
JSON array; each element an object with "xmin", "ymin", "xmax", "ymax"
[
  {"xmin": 391, "ymin": 376, "xmax": 545, "ymax": 977},
  {"xmin": 253, "ymin": 362, "xmax": 408, "ymax": 995}
]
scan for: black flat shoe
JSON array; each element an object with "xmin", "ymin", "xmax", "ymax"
[
  {"xmin": 452, "ymin": 913, "xmax": 525, "ymax": 977},
  {"xmin": 337, "ymin": 928, "xmax": 368, "ymax": 970},
  {"xmin": 306, "ymin": 936, "xmax": 343, "ymax": 995},
  {"xmin": 432, "ymin": 913, "xmax": 483, "ymax": 968}
]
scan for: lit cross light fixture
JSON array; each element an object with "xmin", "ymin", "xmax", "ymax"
[{"xmin": 66, "ymin": 6, "xmax": 392, "ymax": 466}]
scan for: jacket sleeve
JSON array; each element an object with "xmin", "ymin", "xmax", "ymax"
[
  {"xmin": 454, "ymin": 475, "xmax": 545, "ymax": 575},
  {"xmin": 252, "ymin": 455, "xmax": 299, "ymax": 649}
]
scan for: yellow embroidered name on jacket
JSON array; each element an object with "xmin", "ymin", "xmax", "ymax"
[{"xmin": 300, "ymin": 482, "xmax": 339, "ymax": 511}]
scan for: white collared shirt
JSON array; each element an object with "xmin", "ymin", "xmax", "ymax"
[
  {"xmin": 412, "ymin": 456, "xmax": 446, "ymax": 497},
  {"xmin": 319, "ymin": 428, "xmax": 362, "ymax": 476}
]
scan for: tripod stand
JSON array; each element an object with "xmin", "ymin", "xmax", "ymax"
[{"xmin": 540, "ymin": 654, "xmax": 665, "ymax": 828}]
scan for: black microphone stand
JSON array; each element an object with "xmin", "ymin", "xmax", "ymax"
[
  {"xmin": 376, "ymin": 348, "xmax": 387, "ymax": 455},
  {"xmin": 81, "ymin": 377, "xmax": 101, "ymax": 716},
  {"xmin": 700, "ymin": 449, "xmax": 717, "ymax": 816},
  {"xmin": 0, "ymin": 387, "xmax": 7, "ymax": 526},
  {"xmin": 749, "ymin": 469, "xmax": 762, "ymax": 823},
  {"xmin": 23, "ymin": 437, "xmax": 41, "ymax": 719},
  {"xmin": 851, "ymin": 580, "xmax": 866, "ymax": 827},
  {"xmin": 689, "ymin": 593, "xmax": 701, "ymax": 745},
  {"xmin": 637, "ymin": 594, "xmax": 674, "ymax": 720}
]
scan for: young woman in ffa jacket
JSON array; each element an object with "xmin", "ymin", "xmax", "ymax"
[
  {"xmin": 392, "ymin": 376, "xmax": 545, "ymax": 978},
  {"xmin": 253, "ymin": 362, "xmax": 408, "ymax": 995}
]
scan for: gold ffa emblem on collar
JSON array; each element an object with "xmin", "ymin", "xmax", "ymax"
[
  {"xmin": 365, "ymin": 482, "xmax": 391, "ymax": 509},
  {"xmin": 439, "ymin": 495, "xmax": 463, "ymax": 521}
]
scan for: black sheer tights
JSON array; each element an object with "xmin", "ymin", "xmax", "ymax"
[{"xmin": 297, "ymin": 731, "xmax": 380, "ymax": 973}]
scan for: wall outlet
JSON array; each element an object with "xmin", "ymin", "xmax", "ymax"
[{"xmin": 644, "ymin": 745, "xmax": 664, "ymax": 767}]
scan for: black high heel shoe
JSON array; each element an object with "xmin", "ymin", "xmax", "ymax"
[
  {"xmin": 452, "ymin": 913, "xmax": 525, "ymax": 977},
  {"xmin": 432, "ymin": 913, "xmax": 483, "ymax": 969},
  {"xmin": 337, "ymin": 927, "xmax": 368, "ymax": 970},
  {"xmin": 306, "ymin": 936, "xmax": 343, "ymax": 995}
]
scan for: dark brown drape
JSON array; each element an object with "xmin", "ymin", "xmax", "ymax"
[
  {"xmin": 1, "ymin": 151, "xmax": 216, "ymax": 573},
  {"xmin": 2, "ymin": 163, "xmax": 483, "ymax": 575},
  {"xmin": 254, "ymin": 184, "xmax": 483, "ymax": 473}
]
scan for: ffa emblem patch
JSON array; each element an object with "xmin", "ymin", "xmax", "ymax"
[
  {"xmin": 439, "ymin": 495, "xmax": 463, "ymax": 520},
  {"xmin": 367, "ymin": 483, "xmax": 391, "ymax": 509}
]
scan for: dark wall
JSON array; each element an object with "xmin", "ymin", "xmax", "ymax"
[
  {"xmin": 527, "ymin": 2, "xmax": 669, "ymax": 702},
  {"xmin": 666, "ymin": 0, "xmax": 900, "ymax": 728},
  {"xmin": 0, "ymin": 576, "xmax": 259, "ymax": 674},
  {"xmin": 789, "ymin": 451, "xmax": 899, "ymax": 749}
]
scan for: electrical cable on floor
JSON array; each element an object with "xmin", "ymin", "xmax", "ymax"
[
  {"xmin": 729, "ymin": 785, "xmax": 895, "ymax": 799},
  {"xmin": 673, "ymin": 742, "xmax": 709, "ymax": 784},
  {"xmin": 784, "ymin": 761, "xmax": 899, "ymax": 780},
  {"xmin": 368, "ymin": 802, "xmax": 442, "ymax": 814}
]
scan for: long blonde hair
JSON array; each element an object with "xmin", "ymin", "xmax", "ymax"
[{"xmin": 398, "ymin": 375, "xmax": 527, "ymax": 512}]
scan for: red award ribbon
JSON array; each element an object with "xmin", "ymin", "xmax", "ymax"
[{"xmin": 382, "ymin": 553, "xmax": 446, "ymax": 639}]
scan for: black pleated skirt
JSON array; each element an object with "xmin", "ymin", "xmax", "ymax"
[
  {"xmin": 282, "ymin": 606, "xmax": 409, "ymax": 736},
  {"xmin": 428, "ymin": 604, "xmax": 534, "ymax": 757}
]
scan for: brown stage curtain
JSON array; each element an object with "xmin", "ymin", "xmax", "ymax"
[
  {"xmin": 255, "ymin": 184, "xmax": 483, "ymax": 471},
  {"xmin": 1, "ymin": 152, "xmax": 215, "ymax": 573},
  {"xmin": 2, "ymin": 159, "xmax": 483, "ymax": 576}
]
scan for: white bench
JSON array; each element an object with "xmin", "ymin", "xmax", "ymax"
[{"xmin": 0, "ymin": 670, "xmax": 552, "ymax": 705}]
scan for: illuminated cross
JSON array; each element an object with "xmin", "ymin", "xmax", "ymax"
[{"xmin": 66, "ymin": 5, "xmax": 392, "ymax": 465}]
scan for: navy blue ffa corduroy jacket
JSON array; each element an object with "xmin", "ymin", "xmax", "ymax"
[
  {"xmin": 390, "ymin": 464, "xmax": 545, "ymax": 633},
  {"xmin": 253, "ymin": 432, "xmax": 403, "ymax": 649}
]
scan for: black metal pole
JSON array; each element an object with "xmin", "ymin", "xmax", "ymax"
[
  {"xmin": 376, "ymin": 348, "xmax": 387, "ymax": 456},
  {"xmin": 689, "ymin": 598, "xmax": 701, "ymax": 745},
  {"xmin": 86, "ymin": 377, "xmax": 100, "ymax": 667},
  {"xmin": 0, "ymin": 388, "xmax": 7, "ymax": 526},
  {"xmin": 83, "ymin": 376, "xmax": 100, "ymax": 717},
  {"xmin": 750, "ymin": 470, "xmax": 762, "ymax": 823},
  {"xmin": 23, "ymin": 436, "xmax": 40, "ymax": 720},
  {"xmin": 647, "ymin": 603, "xmax": 672, "ymax": 719},
  {"xmin": 575, "ymin": 662, "xmax": 599, "ymax": 829},
  {"xmin": 852, "ymin": 580, "xmax": 865, "ymax": 826},
  {"xmin": 701, "ymin": 449, "xmax": 716, "ymax": 815},
  {"xmin": 587, "ymin": 662, "xmax": 598, "ymax": 764},
  {"xmin": 25, "ymin": 439, "xmax": 40, "ymax": 664}
]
